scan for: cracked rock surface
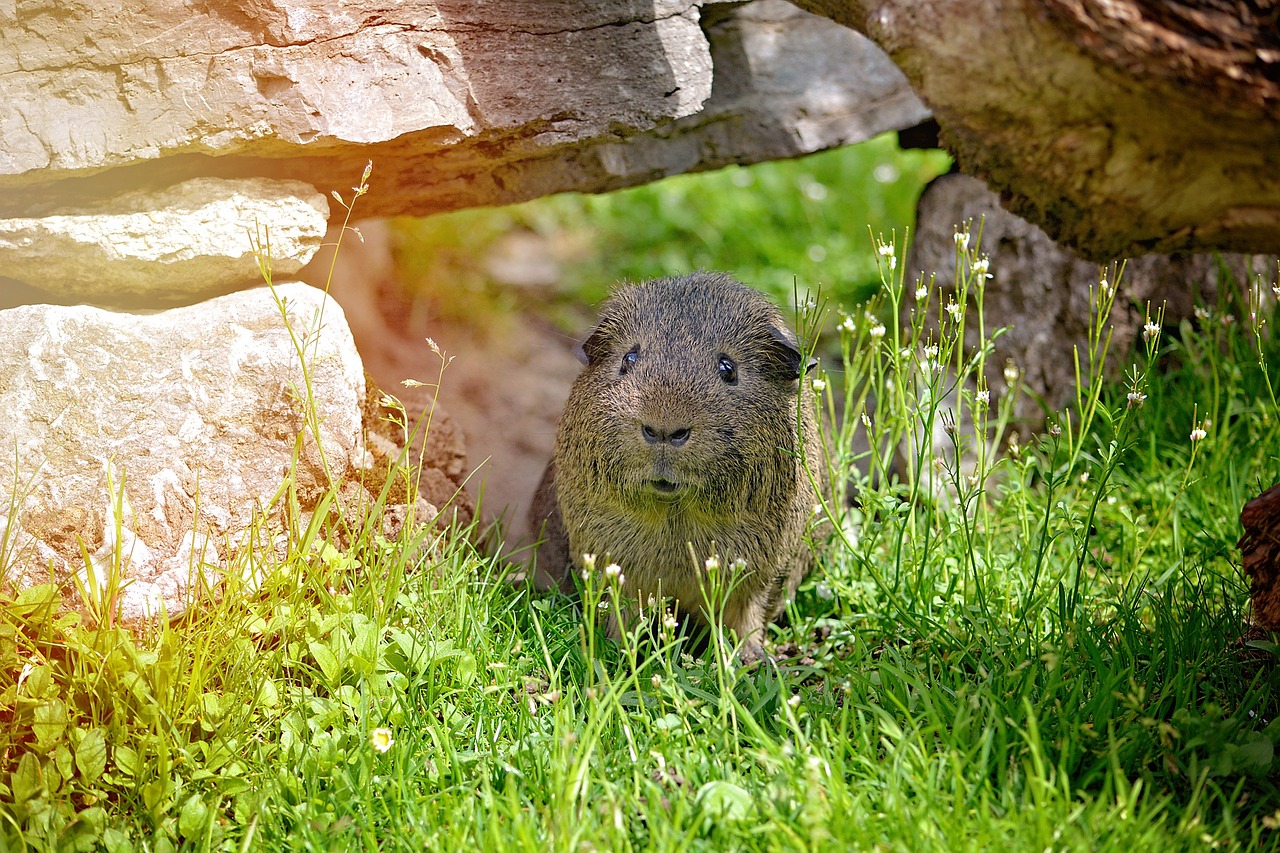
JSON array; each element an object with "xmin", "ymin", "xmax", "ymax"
[{"xmin": 0, "ymin": 1, "xmax": 924, "ymax": 221}]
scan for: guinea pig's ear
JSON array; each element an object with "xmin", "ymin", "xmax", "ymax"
[
  {"xmin": 766, "ymin": 325, "xmax": 819, "ymax": 381},
  {"xmin": 576, "ymin": 318, "xmax": 613, "ymax": 366}
]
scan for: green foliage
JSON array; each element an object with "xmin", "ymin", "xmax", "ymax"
[{"xmin": 2, "ymin": 153, "xmax": 1279, "ymax": 850}]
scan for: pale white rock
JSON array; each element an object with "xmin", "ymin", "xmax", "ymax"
[
  {"xmin": 0, "ymin": 282, "xmax": 366, "ymax": 624},
  {"xmin": 0, "ymin": 2, "xmax": 925, "ymax": 223},
  {"xmin": 0, "ymin": 178, "xmax": 329, "ymax": 304}
]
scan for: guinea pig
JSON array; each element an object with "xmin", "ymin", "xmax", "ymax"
[{"xmin": 529, "ymin": 272, "xmax": 826, "ymax": 660}]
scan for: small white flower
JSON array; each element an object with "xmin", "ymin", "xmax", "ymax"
[
  {"xmin": 1003, "ymin": 360, "xmax": 1019, "ymax": 386},
  {"xmin": 915, "ymin": 284, "xmax": 929, "ymax": 301},
  {"xmin": 371, "ymin": 727, "xmax": 395, "ymax": 753},
  {"xmin": 651, "ymin": 674, "xmax": 663, "ymax": 688},
  {"xmin": 1127, "ymin": 390, "xmax": 1147, "ymax": 408},
  {"xmin": 1143, "ymin": 320, "xmax": 1160, "ymax": 343},
  {"xmin": 1194, "ymin": 306, "xmax": 1211, "ymax": 321},
  {"xmin": 811, "ymin": 378, "xmax": 827, "ymax": 392},
  {"xmin": 787, "ymin": 693, "xmax": 802, "ymax": 708},
  {"xmin": 972, "ymin": 256, "xmax": 991, "ymax": 278},
  {"xmin": 704, "ymin": 555, "xmax": 721, "ymax": 573},
  {"xmin": 923, "ymin": 344, "xmax": 939, "ymax": 360},
  {"xmin": 878, "ymin": 242, "xmax": 895, "ymax": 257},
  {"xmin": 861, "ymin": 412, "xmax": 872, "ymax": 428},
  {"xmin": 889, "ymin": 255, "xmax": 898, "ymax": 270},
  {"xmin": 869, "ymin": 323, "xmax": 886, "ymax": 340},
  {"xmin": 839, "ymin": 315, "xmax": 857, "ymax": 334},
  {"xmin": 1099, "ymin": 278, "xmax": 1110, "ymax": 297},
  {"xmin": 1272, "ymin": 285, "xmax": 1280, "ymax": 300},
  {"xmin": 1080, "ymin": 472, "xmax": 1090, "ymax": 484},
  {"xmin": 662, "ymin": 612, "xmax": 679, "ymax": 631},
  {"xmin": 975, "ymin": 389, "xmax": 990, "ymax": 407},
  {"xmin": 604, "ymin": 563, "xmax": 623, "ymax": 586},
  {"xmin": 946, "ymin": 300, "xmax": 963, "ymax": 322},
  {"xmin": 1048, "ymin": 422, "xmax": 1062, "ymax": 438},
  {"xmin": 953, "ymin": 231, "xmax": 970, "ymax": 252},
  {"xmin": 1190, "ymin": 426, "xmax": 1207, "ymax": 442}
]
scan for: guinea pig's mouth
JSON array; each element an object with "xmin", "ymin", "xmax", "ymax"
[{"xmin": 644, "ymin": 478, "xmax": 685, "ymax": 497}]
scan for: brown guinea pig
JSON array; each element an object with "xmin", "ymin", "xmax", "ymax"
[{"xmin": 529, "ymin": 272, "xmax": 826, "ymax": 660}]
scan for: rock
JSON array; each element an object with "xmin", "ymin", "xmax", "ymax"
[
  {"xmin": 0, "ymin": 282, "xmax": 365, "ymax": 624},
  {"xmin": 360, "ymin": 373, "xmax": 476, "ymax": 530},
  {"xmin": 907, "ymin": 173, "xmax": 1274, "ymax": 420},
  {"xmin": 0, "ymin": 1, "xmax": 925, "ymax": 224},
  {"xmin": 0, "ymin": 178, "xmax": 329, "ymax": 305}
]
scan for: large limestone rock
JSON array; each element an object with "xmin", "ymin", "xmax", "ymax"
[
  {"xmin": 0, "ymin": 283, "xmax": 365, "ymax": 624},
  {"xmin": 0, "ymin": 178, "xmax": 329, "ymax": 305},
  {"xmin": 0, "ymin": 1, "xmax": 926, "ymax": 222}
]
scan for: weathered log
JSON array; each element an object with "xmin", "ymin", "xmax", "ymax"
[
  {"xmin": 1238, "ymin": 483, "xmax": 1280, "ymax": 630},
  {"xmin": 792, "ymin": 0, "xmax": 1280, "ymax": 259}
]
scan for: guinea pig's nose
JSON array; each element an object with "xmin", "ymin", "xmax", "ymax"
[{"xmin": 641, "ymin": 424, "xmax": 692, "ymax": 447}]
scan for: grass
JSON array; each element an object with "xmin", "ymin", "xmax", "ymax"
[{"xmin": 2, "ymin": 141, "xmax": 1279, "ymax": 851}]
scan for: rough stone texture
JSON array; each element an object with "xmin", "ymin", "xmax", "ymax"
[
  {"xmin": 360, "ymin": 373, "xmax": 476, "ymax": 530},
  {"xmin": 0, "ymin": 1, "xmax": 925, "ymax": 223},
  {"xmin": 0, "ymin": 178, "xmax": 329, "ymax": 305},
  {"xmin": 0, "ymin": 282, "xmax": 365, "ymax": 624},
  {"xmin": 908, "ymin": 173, "xmax": 1275, "ymax": 422},
  {"xmin": 792, "ymin": 0, "xmax": 1280, "ymax": 258}
]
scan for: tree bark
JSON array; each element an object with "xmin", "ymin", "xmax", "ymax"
[
  {"xmin": 791, "ymin": 0, "xmax": 1280, "ymax": 260},
  {"xmin": 1238, "ymin": 483, "xmax": 1280, "ymax": 630}
]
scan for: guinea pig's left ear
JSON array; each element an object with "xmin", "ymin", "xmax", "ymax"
[
  {"xmin": 767, "ymin": 325, "xmax": 819, "ymax": 381},
  {"xmin": 576, "ymin": 317, "xmax": 614, "ymax": 366}
]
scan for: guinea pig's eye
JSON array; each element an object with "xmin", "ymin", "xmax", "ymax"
[
  {"xmin": 717, "ymin": 354, "xmax": 738, "ymax": 385},
  {"xmin": 620, "ymin": 345, "xmax": 640, "ymax": 375}
]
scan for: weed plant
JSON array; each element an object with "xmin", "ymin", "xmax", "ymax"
[{"xmin": 2, "ymin": 191, "xmax": 1279, "ymax": 849}]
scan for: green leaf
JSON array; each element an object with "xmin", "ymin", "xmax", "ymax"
[
  {"xmin": 309, "ymin": 641, "xmax": 342, "ymax": 684},
  {"xmin": 53, "ymin": 743, "xmax": 74, "ymax": 782},
  {"xmin": 101, "ymin": 827, "xmax": 134, "ymax": 853},
  {"xmin": 696, "ymin": 780, "xmax": 754, "ymax": 824},
  {"xmin": 1237, "ymin": 736, "xmax": 1275, "ymax": 773},
  {"xmin": 114, "ymin": 744, "xmax": 140, "ymax": 777},
  {"xmin": 76, "ymin": 728, "xmax": 108, "ymax": 782},
  {"xmin": 12, "ymin": 752, "xmax": 43, "ymax": 803},
  {"xmin": 455, "ymin": 652, "xmax": 477, "ymax": 687},
  {"xmin": 32, "ymin": 699, "xmax": 68, "ymax": 749},
  {"xmin": 257, "ymin": 678, "xmax": 280, "ymax": 708},
  {"xmin": 178, "ymin": 793, "xmax": 209, "ymax": 839}
]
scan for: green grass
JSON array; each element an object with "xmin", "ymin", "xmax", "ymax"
[{"xmin": 2, "ymin": 144, "xmax": 1279, "ymax": 851}]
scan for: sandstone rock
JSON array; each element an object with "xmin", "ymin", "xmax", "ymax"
[
  {"xmin": 907, "ymin": 173, "xmax": 1275, "ymax": 421},
  {"xmin": 0, "ymin": 1, "xmax": 924, "ymax": 224},
  {"xmin": 360, "ymin": 373, "xmax": 476, "ymax": 530},
  {"xmin": 0, "ymin": 178, "xmax": 329, "ymax": 305},
  {"xmin": 0, "ymin": 282, "xmax": 365, "ymax": 624}
]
